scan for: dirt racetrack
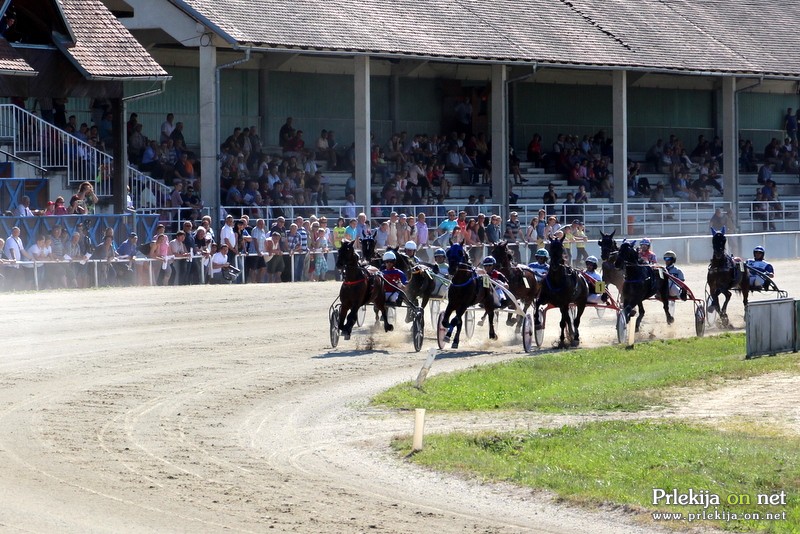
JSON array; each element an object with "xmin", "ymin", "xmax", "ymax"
[{"xmin": 2, "ymin": 260, "xmax": 798, "ymax": 533}]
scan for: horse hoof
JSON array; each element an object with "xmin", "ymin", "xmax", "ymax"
[
  {"xmin": 571, "ymin": 339, "xmax": 580, "ymax": 347},
  {"xmin": 490, "ymin": 333, "xmax": 498, "ymax": 340},
  {"xmin": 385, "ymin": 324, "xmax": 394, "ymax": 332},
  {"xmin": 505, "ymin": 318, "xmax": 516, "ymax": 326},
  {"xmin": 343, "ymin": 333, "xmax": 350, "ymax": 340},
  {"xmin": 444, "ymin": 334, "xmax": 451, "ymax": 342},
  {"xmin": 451, "ymin": 341, "xmax": 459, "ymax": 349},
  {"xmin": 667, "ymin": 317, "xmax": 675, "ymax": 325},
  {"xmin": 477, "ymin": 319, "xmax": 485, "ymax": 327}
]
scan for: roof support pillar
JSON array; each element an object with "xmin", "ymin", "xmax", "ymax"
[
  {"xmin": 390, "ymin": 74, "xmax": 400, "ymax": 134},
  {"xmin": 111, "ymin": 97, "xmax": 127, "ymax": 214},
  {"xmin": 612, "ymin": 69, "xmax": 628, "ymax": 236},
  {"xmin": 259, "ymin": 57, "xmax": 270, "ymax": 149},
  {"xmin": 491, "ymin": 63, "xmax": 508, "ymax": 223},
  {"xmin": 354, "ymin": 55, "xmax": 371, "ymax": 215},
  {"xmin": 199, "ymin": 43, "xmax": 218, "ymax": 221},
  {"xmin": 722, "ymin": 76, "xmax": 739, "ymax": 230}
]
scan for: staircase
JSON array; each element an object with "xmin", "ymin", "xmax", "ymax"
[{"xmin": 0, "ymin": 104, "xmax": 170, "ymax": 211}]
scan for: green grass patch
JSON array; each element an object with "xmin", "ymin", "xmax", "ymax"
[
  {"xmin": 393, "ymin": 421, "xmax": 800, "ymax": 532},
  {"xmin": 373, "ymin": 334, "xmax": 799, "ymax": 413}
]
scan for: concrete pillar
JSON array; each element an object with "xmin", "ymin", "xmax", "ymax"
[
  {"xmin": 199, "ymin": 44, "xmax": 218, "ymax": 221},
  {"xmin": 111, "ymin": 97, "xmax": 127, "ymax": 214},
  {"xmin": 612, "ymin": 70, "xmax": 628, "ymax": 235},
  {"xmin": 390, "ymin": 74, "xmax": 400, "ymax": 134},
  {"xmin": 259, "ymin": 57, "xmax": 270, "ymax": 147},
  {"xmin": 721, "ymin": 76, "xmax": 738, "ymax": 230},
  {"xmin": 491, "ymin": 64, "xmax": 508, "ymax": 223},
  {"xmin": 354, "ymin": 56, "xmax": 371, "ymax": 214}
]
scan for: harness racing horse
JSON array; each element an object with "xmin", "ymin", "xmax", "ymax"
[
  {"xmin": 406, "ymin": 263, "xmax": 440, "ymax": 313},
  {"xmin": 440, "ymin": 243, "xmax": 497, "ymax": 349},
  {"xmin": 490, "ymin": 241, "xmax": 540, "ymax": 328},
  {"xmin": 614, "ymin": 240, "xmax": 673, "ymax": 333},
  {"xmin": 335, "ymin": 240, "xmax": 391, "ymax": 338},
  {"xmin": 598, "ymin": 230, "xmax": 624, "ymax": 294},
  {"xmin": 535, "ymin": 235, "xmax": 589, "ymax": 348},
  {"xmin": 707, "ymin": 227, "xmax": 749, "ymax": 326}
]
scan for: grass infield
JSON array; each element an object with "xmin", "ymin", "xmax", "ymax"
[
  {"xmin": 391, "ymin": 421, "xmax": 800, "ymax": 532},
  {"xmin": 373, "ymin": 333, "xmax": 799, "ymax": 413}
]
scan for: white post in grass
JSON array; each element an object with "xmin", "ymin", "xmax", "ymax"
[
  {"xmin": 415, "ymin": 348, "xmax": 438, "ymax": 388},
  {"xmin": 412, "ymin": 408, "xmax": 426, "ymax": 452},
  {"xmin": 627, "ymin": 320, "xmax": 635, "ymax": 347}
]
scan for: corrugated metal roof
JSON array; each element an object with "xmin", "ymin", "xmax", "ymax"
[
  {"xmin": 0, "ymin": 39, "xmax": 36, "ymax": 76},
  {"xmin": 56, "ymin": 0, "xmax": 169, "ymax": 79},
  {"xmin": 169, "ymin": 0, "xmax": 800, "ymax": 77}
]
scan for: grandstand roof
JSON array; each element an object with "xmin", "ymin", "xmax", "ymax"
[
  {"xmin": 0, "ymin": 39, "xmax": 36, "ymax": 76},
  {"xmin": 168, "ymin": 0, "xmax": 800, "ymax": 78},
  {"xmin": 55, "ymin": 0, "xmax": 169, "ymax": 80}
]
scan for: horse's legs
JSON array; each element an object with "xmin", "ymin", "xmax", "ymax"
[
  {"xmin": 379, "ymin": 301, "xmax": 394, "ymax": 332},
  {"xmin": 451, "ymin": 304, "xmax": 468, "ymax": 349},
  {"xmin": 572, "ymin": 304, "xmax": 585, "ymax": 346},
  {"xmin": 634, "ymin": 302, "xmax": 645, "ymax": 332},
  {"xmin": 661, "ymin": 285, "xmax": 674, "ymax": 325},
  {"xmin": 558, "ymin": 307, "xmax": 570, "ymax": 348},
  {"xmin": 442, "ymin": 303, "xmax": 456, "ymax": 341},
  {"xmin": 719, "ymin": 289, "xmax": 732, "ymax": 326}
]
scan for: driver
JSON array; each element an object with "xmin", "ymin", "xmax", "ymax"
[
  {"xmin": 746, "ymin": 246, "xmax": 774, "ymax": 290},
  {"xmin": 381, "ymin": 251, "xmax": 407, "ymax": 304},
  {"xmin": 528, "ymin": 248, "xmax": 550, "ymax": 281},
  {"xmin": 638, "ymin": 238, "xmax": 657, "ymax": 264},
  {"xmin": 482, "ymin": 256, "xmax": 509, "ymax": 308},
  {"xmin": 583, "ymin": 256, "xmax": 607, "ymax": 304},
  {"xmin": 432, "ymin": 248, "xmax": 449, "ymax": 277},
  {"xmin": 403, "ymin": 240, "xmax": 420, "ymax": 264},
  {"xmin": 663, "ymin": 251, "xmax": 688, "ymax": 300}
]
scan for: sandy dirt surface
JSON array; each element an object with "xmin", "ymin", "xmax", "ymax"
[{"xmin": 1, "ymin": 260, "xmax": 798, "ymax": 533}]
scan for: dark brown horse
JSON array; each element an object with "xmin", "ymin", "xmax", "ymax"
[
  {"xmin": 707, "ymin": 227, "xmax": 749, "ymax": 326},
  {"xmin": 598, "ymin": 230, "xmax": 624, "ymax": 294},
  {"xmin": 490, "ymin": 241, "xmax": 540, "ymax": 328},
  {"xmin": 440, "ymin": 243, "xmax": 498, "ymax": 349},
  {"xmin": 535, "ymin": 235, "xmax": 589, "ymax": 347},
  {"xmin": 614, "ymin": 240, "xmax": 673, "ymax": 333},
  {"xmin": 335, "ymin": 240, "xmax": 391, "ymax": 338}
]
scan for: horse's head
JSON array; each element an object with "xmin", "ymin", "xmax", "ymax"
[
  {"xmin": 549, "ymin": 235, "xmax": 566, "ymax": 267},
  {"xmin": 598, "ymin": 230, "xmax": 617, "ymax": 261},
  {"xmin": 711, "ymin": 227, "xmax": 727, "ymax": 258},
  {"xmin": 393, "ymin": 248, "xmax": 412, "ymax": 274},
  {"xmin": 446, "ymin": 243, "xmax": 467, "ymax": 272},
  {"xmin": 361, "ymin": 234, "xmax": 376, "ymax": 261},
  {"xmin": 490, "ymin": 240, "xmax": 512, "ymax": 267},
  {"xmin": 614, "ymin": 240, "xmax": 639, "ymax": 268},
  {"xmin": 336, "ymin": 240, "xmax": 358, "ymax": 269}
]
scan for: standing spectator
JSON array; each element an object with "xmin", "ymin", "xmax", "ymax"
[
  {"xmin": 785, "ymin": 107, "xmax": 798, "ymax": 145},
  {"xmin": 160, "ymin": 113, "xmax": 175, "ymax": 143},
  {"xmin": 414, "ymin": 213, "xmax": 429, "ymax": 249},
  {"xmin": 169, "ymin": 231, "xmax": 191, "ymax": 285},
  {"xmin": 286, "ymin": 223, "xmax": 308, "ymax": 282},
  {"xmin": 220, "ymin": 214, "xmax": 237, "ymax": 263},
  {"xmin": 542, "ymin": 184, "xmax": 558, "ymax": 215},
  {"xmin": 279, "ymin": 117, "xmax": 295, "ymax": 150},
  {"xmin": 485, "ymin": 214, "xmax": 502, "ymax": 244},
  {"xmin": 504, "ymin": 211, "xmax": 523, "ymax": 262},
  {"xmin": 14, "ymin": 195, "xmax": 35, "ymax": 217}
]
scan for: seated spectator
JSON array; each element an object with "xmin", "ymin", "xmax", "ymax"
[
  {"xmin": 646, "ymin": 139, "xmax": 664, "ymax": 171},
  {"xmin": 739, "ymin": 139, "xmax": 757, "ymax": 172},
  {"xmin": 574, "ymin": 184, "xmax": 589, "ymax": 204}
]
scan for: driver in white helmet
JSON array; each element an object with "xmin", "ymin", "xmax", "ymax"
[
  {"xmin": 381, "ymin": 251, "xmax": 408, "ymax": 304},
  {"xmin": 432, "ymin": 248, "xmax": 449, "ymax": 277},
  {"xmin": 638, "ymin": 238, "xmax": 657, "ymax": 264},
  {"xmin": 663, "ymin": 251, "xmax": 688, "ymax": 300},
  {"xmin": 528, "ymin": 248, "xmax": 550, "ymax": 281},
  {"xmin": 403, "ymin": 240, "xmax": 420, "ymax": 264},
  {"xmin": 746, "ymin": 246, "xmax": 774, "ymax": 290},
  {"xmin": 583, "ymin": 256, "xmax": 606, "ymax": 304}
]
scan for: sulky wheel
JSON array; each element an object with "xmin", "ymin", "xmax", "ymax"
[
  {"xmin": 522, "ymin": 313, "xmax": 534, "ymax": 353},
  {"xmin": 704, "ymin": 293, "xmax": 717, "ymax": 327},
  {"xmin": 616, "ymin": 310, "xmax": 628, "ymax": 344},
  {"xmin": 412, "ymin": 310, "xmax": 425, "ymax": 352},
  {"xmin": 534, "ymin": 307, "xmax": 545, "ymax": 348},
  {"xmin": 386, "ymin": 306, "xmax": 396, "ymax": 326},
  {"xmin": 357, "ymin": 305, "xmax": 366, "ymax": 327},
  {"xmin": 465, "ymin": 309, "xmax": 476, "ymax": 339},
  {"xmin": 695, "ymin": 305, "xmax": 706, "ymax": 337},
  {"xmin": 329, "ymin": 305, "xmax": 341, "ymax": 348},
  {"xmin": 430, "ymin": 299, "xmax": 441, "ymax": 326},
  {"xmin": 437, "ymin": 311, "xmax": 447, "ymax": 350}
]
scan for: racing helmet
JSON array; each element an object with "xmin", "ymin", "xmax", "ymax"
[
  {"xmin": 482, "ymin": 256, "xmax": 496, "ymax": 266},
  {"xmin": 640, "ymin": 238, "xmax": 651, "ymax": 247},
  {"xmin": 663, "ymin": 250, "xmax": 677, "ymax": 262},
  {"xmin": 585, "ymin": 255, "xmax": 598, "ymax": 266},
  {"xmin": 753, "ymin": 246, "xmax": 765, "ymax": 257},
  {"xmin": 404, "ymin": 240, "xmax": 417, "ymax": 251},
  {"xmin": 382, "ymin": 251, "xmax": 396, "ymax": 262},
  {"xmin": 434, "ymin": 248, "xmax": 446, "ymax": 257},
  {"xmin": 535, "ymin": 248, "xmax": 550, "ymax": 259}
]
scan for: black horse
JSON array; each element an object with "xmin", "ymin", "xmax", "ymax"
[
  {"xmin": 707, "ymin": 227, "xmax": 749, "ymax": 326},
  {"xmin": 490, "ymin": 241, "xmax": 540, "ymax": 328},
  {"xmin": 614, "ymin": 240, "xmax": 673, "ymax": 333},
  {"xmin": 406, "ymin": 263, "xmax": 440, "ymax": 313},
  {"xmin": 598, "ymin": 230, "xmax": 624, "ymax": 294},
  {"xmin": 535, "ymin": 235, "xmax": 588, "ymax": 348},
  {"xmin": 440, "ymin": 243, "xmax": 497, "ymax": 349},
  {"xmin": 335, "ymin": 240, "xmax": 391, "ymax": 338}
]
